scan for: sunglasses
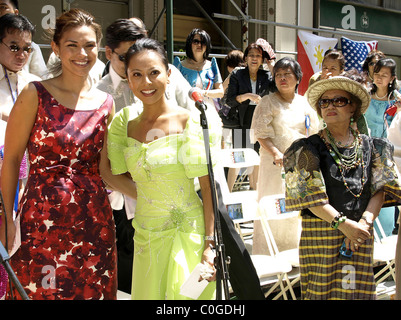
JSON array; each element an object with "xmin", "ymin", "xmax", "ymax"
[
  {"xmin": 112, "ymin": 50, "xmax": 125, "ymax": 62},
  {"xmin": 318, "ymin": 97, "xmax": 351, "ymax": 109},
  {"xmin": 192, "ymin": 39, "xmax": 206, "ymax": 46},
  {"xmin": 1, "ymin": 41, "xmax": 33, "ymax": 54}
]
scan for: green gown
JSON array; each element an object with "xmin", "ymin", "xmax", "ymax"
[{"xmin": 108, "ymin": 107, "xmax": 221, "ymax": 300}]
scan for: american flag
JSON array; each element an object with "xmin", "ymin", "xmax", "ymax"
[{"xmin": 341, "ymin": 37, "xmax": 378, "ymax": 71}]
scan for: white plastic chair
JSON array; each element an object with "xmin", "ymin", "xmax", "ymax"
[
  {"xmin": 214, "ymin": 148, "xmax": 259, "ymax": 242},
  {"xmin": 215, "ymin": 150, "xmax": 297, "ymax": 299},
  {"xmin": 256, "ymin": 194, "xmax": 301, "ymax": 299},
  {"xmin": 373, "ymin": 218, "xmax": 397, "ymax": 285}
]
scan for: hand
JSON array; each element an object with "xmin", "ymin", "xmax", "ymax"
[
  {"xmin": 272, "ymin": 150, "xmax": 284, "ymax": 167},
  {"xmin": 338, "ymin": 219, "xmax": 371, "ymax": 251},
  {"xmin": 0, "ymin": 219, "xmax": 16, "ymax": 253},
  {"xmin": 199, "ymin": 244, "xmax": 216, "ymax": 282},
  {"xmin": 248, "ymin": 93, "xmax": 262, "ymax": 104},
  {"xmin": 321, "ymin": 71, "xmax": 333, "ymax": 80},
  {"xmin": 344, "ymin": 237, "xmax": 361, "ymax": 252},
  {"xmin": 238, "ymin": 93, "xmax": 261, "ymax": 104}
]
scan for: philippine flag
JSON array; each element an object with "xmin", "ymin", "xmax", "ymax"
[{"xmin": 297, "ymin": 31, "xmax": 338, "ymax": 95}]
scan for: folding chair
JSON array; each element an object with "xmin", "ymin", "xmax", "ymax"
[
  {"xmin": 373, "ymin": 218, "xmax": 397, "ymax": 285},
  {"xmin": 214, "ymin": 148, "xmax": 259, "ymax": 243},
  {"xmin": 256, "ymin": 194, "xmax": 302, "ymax": 300}
]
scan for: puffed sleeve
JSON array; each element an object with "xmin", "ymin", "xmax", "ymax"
[
  {"xmin": 210, "ymin": 57, "xmax": 223, "ymax": 84},
  {"xmin": 173, "ymin": 56, "xmax": 182, "ymax": 70},
  {"xmin": 250, "ymin": 95, "xmax": 275, "ymax": 144},
  {"xmin": 370, "ymin": 137, "xmax": 401, "ymax": 206},
  {"xmin": 284, "ymin": 137, "xmax": 329, "ymax": 211},
  {"xmin": 108, "ymin": 107, "xmax": 130, "ymax": 175},
  {"xmin": 178, "ymin": 113, "xmax": 222, "ymax": 178}
]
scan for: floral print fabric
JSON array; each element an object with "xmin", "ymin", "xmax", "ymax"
[
  {"xmin": 108, "ymin": 107, "xmax": 221, "ymax": 299},
  {"xmin": 9, "ymin": 82, "xmax": 117, "ymax": 300},
  {"xmin": 284, "ymin": 133, "xmax": 401, "ymax": 221},
  {"xmin": 284, "ymin": 132, "xmax": 401, "ymax": 300}
]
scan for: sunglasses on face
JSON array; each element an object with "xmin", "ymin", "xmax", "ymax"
[
  {"xmin": 112, "ymin": 50, "xmax": 125, "ymax": 62},
  {"xmin": 318, "ymin": 97, "xmax": 351, "ymax": 109},
  {"xmin": 192, "ymin": 39, "xmax": 206, "ymax": 46},
  {"xmin": 1, "ymin": 41, "xmax": 33, "ymax": 54}
]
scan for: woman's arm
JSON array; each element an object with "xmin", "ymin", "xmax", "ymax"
[
  {"xmin": 225, "ymin": 71, "xmax": 242, "ymax": 108},
  {"xmin": 99, "ymin": 109, "xmax": 137, "ymax": 200},
  {"xmin": 0, "ymin": 83, "xmax": 38, "ymax": 248},
  {"xmin": 258, "ymin": 137, "xmax": 283, "ymax": 166},
  {"xmin": 309, "ymin": 203, "xmax": 372, "ymax": 251},
  {"xmin": 199, "ymin": 174, "xmax": 216, "ymax": 281},
  {"xmin": 203, "ymin": 82, "xmax": 224, "ymax": 99},
  {"xmin": 225, "ymin": 70, "xmax": 261, "ymax": 106},
  {"xmin": 203, "ymin": 57, "xmax": 224, "ymax": 99},
  {"xmin": 358, "ymin": 191, "xmax": 384, "ymax": 228}
]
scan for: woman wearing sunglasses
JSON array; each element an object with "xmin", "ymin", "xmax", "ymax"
[
  {"xmin": 284, "ymin": 76, "xmax": 401, "ymax": 299},
  {"xmin": 173, "ymin": 28, "xmax": 224, "ymax": 116}
]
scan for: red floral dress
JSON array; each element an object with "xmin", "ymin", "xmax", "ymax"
[{"xmin": 9, "ymin": 82, "xmax": 117, "ymax": 300}]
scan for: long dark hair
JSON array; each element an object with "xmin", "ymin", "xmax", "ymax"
[
  {"xmin": 185, "ymin": 28, "xmax": 211, "ymax": 61},
  {"xmin": 371, "ymin": 58, "xmax": 398, "ymax": 98},
  {"xmin": 361, "ymin": 50, "xmax": 385, "ymax": 74}
]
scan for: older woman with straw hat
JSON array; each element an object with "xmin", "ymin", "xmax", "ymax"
[{"xmin": 284, "ymin": 76, "xmax": 401, "ymax": 300}]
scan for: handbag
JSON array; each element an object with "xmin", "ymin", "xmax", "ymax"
[
  {"xmin": 218, "ymin": 106, "xmax": 240, "ymax": 129},
  {"xmin": 218, "ymin": 94, "xmax": 241, "ymax": 129}
]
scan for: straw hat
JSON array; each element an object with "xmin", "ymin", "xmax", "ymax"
[{"xmin": 306, "ymin": 76, "xmax": 370, "ymax": 114}]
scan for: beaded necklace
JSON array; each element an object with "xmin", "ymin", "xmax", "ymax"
[{"xmin": 320, "ymin": 127, "xmax": 367, "ymax": 198}]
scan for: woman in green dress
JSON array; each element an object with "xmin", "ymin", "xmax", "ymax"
[{"xmin": 107, "ymin": 38, "xmax": 220, "ymax": 300}]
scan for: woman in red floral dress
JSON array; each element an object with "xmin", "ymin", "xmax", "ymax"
[{"xmin": 0, "ymin": 9, "xmax": 136, "ymax": 300}]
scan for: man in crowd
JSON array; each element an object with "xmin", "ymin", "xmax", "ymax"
[
  {"xmin": 0, "ymin": 13, "xmax": 40, "ymax": 123},
  {"xmin": 0, "ymin": 0, "xmax": 47, "ymax": 78}
]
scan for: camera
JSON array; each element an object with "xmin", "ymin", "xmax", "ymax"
[{"xmin": 339, "ymin": 240, "xmax": 353, "ymax": 259}]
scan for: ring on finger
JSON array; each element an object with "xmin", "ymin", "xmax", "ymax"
[{"xmin": 357, "ymin": 238, "xmax": 362, "ymax": 243}]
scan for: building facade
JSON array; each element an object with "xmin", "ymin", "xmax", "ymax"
[{"xmin": 19, "ymin": 0, "xmax": 401, "ymax": 79}]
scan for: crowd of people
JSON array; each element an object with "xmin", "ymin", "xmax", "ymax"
[{"xmin": 0, "ymin": 1, "xmax": 400, "ymax": 301}]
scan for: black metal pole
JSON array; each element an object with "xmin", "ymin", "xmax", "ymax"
[
  {"xmin": 165, "ymin": 0, "xmax": 174, "ymax": 63},
  {"xmin": 196, "ymin": 102, "xmax": 230, "ymax": 300}
]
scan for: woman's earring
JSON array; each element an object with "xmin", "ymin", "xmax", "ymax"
[{"xmin": 350, "ymin": 117, "xmax": 354, "ymax": 126}]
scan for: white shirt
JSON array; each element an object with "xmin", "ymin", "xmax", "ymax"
[
  {"xmin": 97, "ymin": 65, "xmax": 142, "ymax": 115},
  {"xmin": 0, "ymin": 65, "xmax": 41, "ymax": 121},
  {"xmin": 109, "ymin": 65, "xmax": 139, "ymax": 113}
]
